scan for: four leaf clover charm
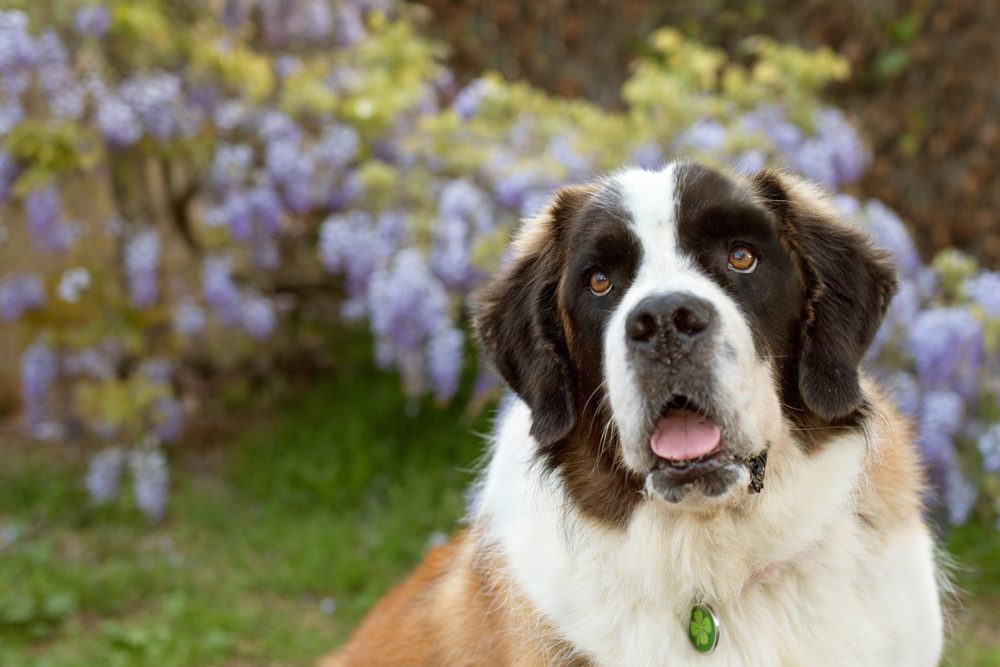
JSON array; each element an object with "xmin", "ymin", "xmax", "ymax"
[{"xmin": 688, "ymin": 604, "xmax": 720, "ymax": 653}]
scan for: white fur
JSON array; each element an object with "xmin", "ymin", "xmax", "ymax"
[{"xmin": 475, "ymin": 400, "xmax": 943, "ymax": 667}]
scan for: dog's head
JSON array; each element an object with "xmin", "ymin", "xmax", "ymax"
[{"xmin": 475, "ymin": 162, "xmax": 896, "ymax": 521}]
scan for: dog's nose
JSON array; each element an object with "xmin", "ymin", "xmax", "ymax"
[{"xmin": 626, "ymin": 293, "xmax": 716, "ymax": 349}]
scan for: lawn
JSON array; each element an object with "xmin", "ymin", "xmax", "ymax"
[{"xmin": 1, "ymin": 349, "xmax": 998, "ymax": 666}]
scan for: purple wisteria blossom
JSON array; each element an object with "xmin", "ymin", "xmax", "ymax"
[
  {"xmin": 124, "ymin": 228, "xmax": 162, "ymax": 308},
  {"xmin": 0, "ymin": 11, "xmax": 39, "ymax": 81},
  {"xmin": 917, "ymin": 390, "xmax": 968, "ymax": 522},
  {"xmin": 221, "ymin": 0, "xmax": 248, "ymax": 29},
  {"xmin": 261, "ymin": 0, "xmax": 336, "ymax": 46},
  {"xmin": 0, "ymin": 99, "xmax": 23, "ymax": 135},
  {"xmin": 129, "ymin": 447, "xmax": 169, "ymax": 521},
  {"xmin": 863, "ymin": 200, "xmax": 923, "ymax": 281},
  {"xmin": 731, "ymin": 150, "xmax": 766, "ymax": 175},
  {"xmin": 944, "ymin": 468, "xmax": 976, "ymax": 526},
  {"xmin": 211, "ymin": 143, "xmax": 254, "ymax": 190},
  {"xmin": 153, "ymin": 398, "xmax": 184, "ymax": 443},
  {"xmin": 87, "ymin": 447, "xmax": 126, "ymax": 503},
  {"xmin": 491, "ymin": 167, "xmax": 541, "ymax": 211},
  {"xmin": 36, "ymin": 32, "xmax": 85, "ymax": 120},
  {"xmin": 368, "ymin": 250, "xmax": 452, "ymax": 390},
  {"xmin": 431, "ymin": 213, "xmax": 475, "ymax": 290},
  {"xmin": 0, "ymin": 272, "xmax": 45, "ymax": 321},
  {"xmin": 452, "ymin": 78, "xmax": 489, "ymax": 120},
  {"xmin": 431, "ymin": 179, "xmax": 494, "ymax": 288},
  {"xmin": 907, "ymin": 307, "xmax": 983, "ymax": 400},
  {"xmin": 119, "ymin": 71, "xmax": 192, "ymax": 140},
  {"xmin": 815, "ymin": 109, "xmax": 869, "ymax": 186},
  {"xmin": 629, "ymin": 142, "xmax": 664, "ymax": 170},
  {"xmin": 273, "ymin": 55, "xmax": 301, "ymax": 79},
  {"xmin": 548, "ymin": 135, "xmax": 591, "ymax": 178},
  {"xmin": 74, "ymin": 6, "xmax": 109, "ymax": 39},
  {"xmin": 0, "ymin": 151, "xmax": 18, "ymax": 202},
  {"xmin": 257, "ymin": 110, "xmax": 302, "ymax": 143},
  {"xmin": 739, "ymin": 105, "xmax": 869, "ymax": 187},
  {"xmin": 520, "ymin": 190, "xmax": 552, "ymax": 218},
  {"xmin": 240, "ymin": 293, "xmax": 276, "ymax": 340},
  {"xmin": 964, "ymin": 271, "xmax": 1000, "ymax": 317},
  {"xmin": 63, "ymin": 346, "xmax": 115, "ymax": 379},
  {"xmin": 20, "ymin": 341, "xmax": 58, "ymax": 438},
  {"xmin": 674, "ymin": 118, "xmax": 727, "ymax": 154},
  {"xmin": 427, "ymin": 327, "xmax": 464, "ymax": 400},
  {"xmin": 785, "ymin": 110, "xmax": 868, "ymax": 188},
  {"xmin": 139, "ymin": 358, "xmax": 173, "ymax": 384},
  {"xmin": 740, "ymin": 104, "xmax": 803, "ymax": 154},
  {"xmin": 335, "ymin": 2, "xmax": 366, "ymax": 47},
  {"xmin": 202, "ymin": 256, "xmax": 243, "ymax": 325},
  {"xmin": 319, "ymin": 211, "xmax": 383, "ymax": 299},
  {"xmin": 95, "ymin": 94, "xmax": 143, "ymax": 147},
  {"xmin": 25, "ymin": 186, "xmax": 73, "ymax": 254},
  {"xmin": 173, "ymin": 298, "xmax": 206, "ymax": 335},
  {"xmin": 248, "ymin": 184, "xmax": 283, "ymax": 236},
  {"xmin": 215, "ymin": 191, "xmax": 254, "ymax": 240},
  {"xmin": 977, "ymin": 423, "xmax": 1000, "ymax": 474},
  {"xmin": 316, "ymin": 123, "xmax": 360, "ymax": 169},
  {"xmin": 265, "ymin": 137, "xmax": 314, "ymax": 213}
]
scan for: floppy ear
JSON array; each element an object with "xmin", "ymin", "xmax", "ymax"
[
  {"xmin": 473, "ymin": 186, "xmax": 592, "ymax": 446},
  {"xmin": 752, "ymin": 170, "xmax": 898, "ymax": 423}
]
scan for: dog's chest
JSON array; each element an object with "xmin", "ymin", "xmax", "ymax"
[
  {"xmin": 478, "ymin": 401, "xmax": 941, "ymax": 667},
  {"xmin": 502, "ymin": 525, "xmax": 935, "ymax": 667}
]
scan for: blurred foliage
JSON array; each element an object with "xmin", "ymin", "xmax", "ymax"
[{"xmin": 0, "ymin": 0, "xmax": 996, "ymax": 533}]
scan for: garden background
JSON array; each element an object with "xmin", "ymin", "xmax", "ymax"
[{"xmin": 0, "ymin": 1, "xmax": 998, "ymax": 665}]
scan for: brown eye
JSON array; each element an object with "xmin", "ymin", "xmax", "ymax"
[
  {"xmin": 728, "ymin": 246, "xmax": 758, "ymax": 273},
  {"xmin": 588, "ymin": 270, "xmax": 612, "ymax": 296}
]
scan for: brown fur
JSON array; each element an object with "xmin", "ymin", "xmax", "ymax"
[
  {"xmin": 321, "ymin": 530, "xmax": 589, "ymax": 667},
  {"xmin": 856, "ymin": 381, "xmax": 927, "ymax": 535}
]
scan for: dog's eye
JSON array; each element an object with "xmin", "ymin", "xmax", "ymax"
[
  {"xmin": 728, "ymin": 246, "xmax": 758, "ymax": 273},
  {"xmin": 588, "ymin": 270, "xmax": 613, "ymax": 296}
]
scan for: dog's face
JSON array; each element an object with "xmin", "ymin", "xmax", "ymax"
[{"xmin": 475, "ymin": 162, "xmax": 896, "ymax": 522}]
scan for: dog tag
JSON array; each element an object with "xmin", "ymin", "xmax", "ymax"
[{"xmin": 688, "ymin": 604, "xmax": 720, "ymax": 653}]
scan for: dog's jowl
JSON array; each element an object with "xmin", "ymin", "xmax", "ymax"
[{"xmin": 323, "ymin": 163, "xmax": 944, "ymax": 667}]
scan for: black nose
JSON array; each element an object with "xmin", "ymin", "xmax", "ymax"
[{"xmin": 626, "ymin": 293, "xmax": 716, "ymax": 348}]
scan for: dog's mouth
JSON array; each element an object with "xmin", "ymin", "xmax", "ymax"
[
  {"xmin": 649, "ymin": 396, "xmax": 722, "ymax": 463},
  {"xmin": 645, "ymin": 396, "xmax": 767, "ymax": 503}
]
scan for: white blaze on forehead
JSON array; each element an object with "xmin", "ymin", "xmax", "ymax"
[{"xmin": 610, "ymin": 165, "xmax": 688, "ymax": 277}]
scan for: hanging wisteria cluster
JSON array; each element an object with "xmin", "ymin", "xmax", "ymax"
[{"xmin": 0, "ymin": 3, "xmax": 996, "ymax": 527}]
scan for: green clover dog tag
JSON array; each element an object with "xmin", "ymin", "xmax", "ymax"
[{"xmin": 688, "ymin": 604, "xmax": 720, "ymax": 653}]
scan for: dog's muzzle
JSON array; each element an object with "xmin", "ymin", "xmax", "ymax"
[{"xmin": 624, "ymin": 291, "xmax": 768, "ymax": 503}]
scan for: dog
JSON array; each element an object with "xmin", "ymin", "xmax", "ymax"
[{"xmin": 322, "ymin": 162, "xmax": 944, "ymax": 666}]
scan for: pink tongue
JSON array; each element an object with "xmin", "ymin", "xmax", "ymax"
[{"xmin": 650, "ymin": 411, "xmax": 722, "ymax": 461}]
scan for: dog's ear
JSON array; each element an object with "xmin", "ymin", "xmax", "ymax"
[
  {"xmin": 473, "ymin": 185, "xmax": 592, "ymax": 446},
  {"xmin": 752, "ymin": 170, "xmax": 898, "ymax": 423}
]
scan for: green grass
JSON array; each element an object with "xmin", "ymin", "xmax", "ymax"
[
  {"xmin": 0, "ymin": 350, "xmax": 488, "ymax": 666},
  {"xmin": 0, "ymin": 351, "xmax": 998, "ymax": 665}
]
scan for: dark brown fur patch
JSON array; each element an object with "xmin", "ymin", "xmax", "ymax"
[{"xmin": 750, "ymin": 169, "xmax": 898, "ymax": 440}]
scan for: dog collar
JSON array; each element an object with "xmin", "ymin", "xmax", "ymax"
[{"xmin": 746, "ymin": 450, "xmax": 768, "ymax": 494}]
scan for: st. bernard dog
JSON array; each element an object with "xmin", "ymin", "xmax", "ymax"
[{"xmin": 322, "ymin": 162, "xmax": 944, "ymax": 666}]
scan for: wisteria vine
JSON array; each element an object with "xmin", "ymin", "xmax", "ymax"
[{"xmin": 0, "ymin": 2, "xmax": 996, "ymax": 527}]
